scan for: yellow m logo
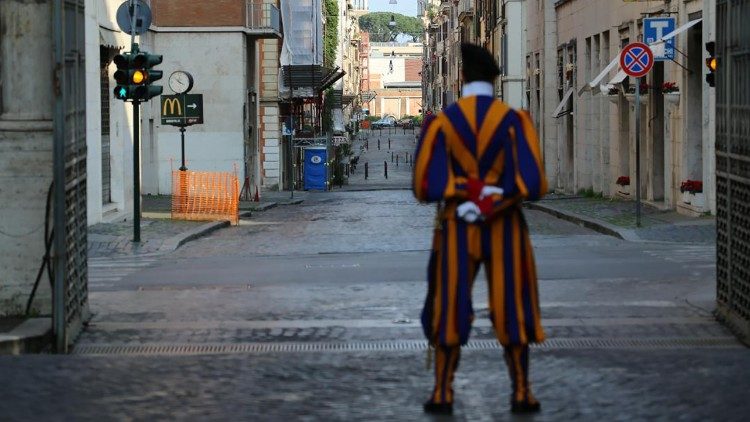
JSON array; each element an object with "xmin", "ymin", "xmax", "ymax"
[{"xmin": 163, "ymin": 98, "xmax": 182, "ymax": 116}]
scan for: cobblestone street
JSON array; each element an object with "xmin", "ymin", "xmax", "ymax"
[{"xmin": 2, "ymin": 131, "xmax": 745, "ymax": 421}]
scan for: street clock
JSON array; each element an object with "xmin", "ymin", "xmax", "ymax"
[{"xmin": 168, "ymin": 70, "xmax": 194, "ymax": 94}]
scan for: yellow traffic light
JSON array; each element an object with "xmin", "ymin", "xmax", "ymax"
[
  {"xmin": 707, "ymin": 57, "xmax": 717, "ymax": 72},
  {"xmin": 132, "ymin": 70, "xmax": 146, "ymax": 84}
]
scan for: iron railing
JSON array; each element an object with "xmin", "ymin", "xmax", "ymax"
[
  {"xmin": 716, "ymin": 0, "xmax": 750, "ymax": 345},
  {"xmin": 246, "ymin": 2, "xmax": 281, "ymax": 35}
]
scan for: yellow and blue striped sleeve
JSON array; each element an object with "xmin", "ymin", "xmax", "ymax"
[
  {"xmin": 413, "ymin": 115, "xmax": 456, "ymax": 202},
  {"xmin": 487, "ymin": 110, "xmax": 548, "ymax": 216}
]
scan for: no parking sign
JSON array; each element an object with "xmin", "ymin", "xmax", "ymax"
[{"xmin": 620, "ymin": 42, "xmax": 654, "ymax": 78}]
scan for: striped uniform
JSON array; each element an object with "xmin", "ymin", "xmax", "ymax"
[{"xmin": 413, "ymin": 96, "xmax": 547, "ymax": 405}]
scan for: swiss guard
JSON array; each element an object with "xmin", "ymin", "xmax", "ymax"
[{"xmin": 413, "ymin": 43, "xmax": 548, "ymax": 415}]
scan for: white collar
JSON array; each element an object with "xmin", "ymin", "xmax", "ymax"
[{"xmin": 461, "ymin": 81, "xmax": 494, "ymax": 98}]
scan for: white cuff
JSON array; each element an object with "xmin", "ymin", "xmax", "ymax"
[
  {"xmin": 479, "ymin": 186, "xmax": 504, "ymax": 200},
  {"xmin": 457, "ymin": 201, "xmax": 482, "ymax": 223}
]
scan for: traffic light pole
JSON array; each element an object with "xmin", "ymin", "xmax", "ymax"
[{"xmin": 133, "ymin": 100, "xmax": 141, "ymax": 242}]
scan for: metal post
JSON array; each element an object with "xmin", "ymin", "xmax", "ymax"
[
  {"xmin": 635, "ymin": 77, "xmax": 642, "ymax": 228},
  {"xmin": 179, "ymin": 126, "xmax": 187, "ymax": 171},
  {"xmin": 389, "ymin": 138, "xmax": 391, "ymax": 149},
  {"xmin": 378, "ymin": 139, "xmax": 380, "ymax": 150},
  {"xmin": 396, "ymin": 155, "xmax": 399, "ymax": 167},
  {"xmin": 385, "ymin": 161, "xmax": 388, "ymax": 179},
  {"xmin": 365, "ymin": 162, "xmax": 369, "ymax": 180},
  {"xmin": 133, "ymin": 100, "xmax": 141, "ymax": 242}
]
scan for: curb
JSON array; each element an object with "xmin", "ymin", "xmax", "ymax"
[
  {"xmin": 0, "ymin": 318, "xmax": 53, "ymax": 355},
  {"xmin": 239, "ymin": 202, "xmax": 280, "ymax": 213},
  {"xmin": 525, "ymin": 202, "xmax": 640, "ymax": 241},
  {"xmin": 157, "ymin": 220, "xmax": 231, "ymax": 253}
]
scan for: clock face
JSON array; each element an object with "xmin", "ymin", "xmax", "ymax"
[{"xmin": 169, "ymin": 71, "xmax": 193, "ymax": 94}]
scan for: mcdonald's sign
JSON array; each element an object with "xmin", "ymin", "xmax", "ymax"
[{"xmin": 160, "ymin": 94, "xmax": 204, "ymax": 126}]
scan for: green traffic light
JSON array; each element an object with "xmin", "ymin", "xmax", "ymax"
[{"xmin": 114, "ymin": 86, "xmax": 129, "ymax": 100}]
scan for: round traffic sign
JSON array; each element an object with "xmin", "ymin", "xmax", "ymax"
[
  {"xmin": 620, "ymin": 42, "xmax": 654, "ymax": 78},
  {"xmin": 116, "ymin": 0, "xmax": 152, "ymax": 36}
]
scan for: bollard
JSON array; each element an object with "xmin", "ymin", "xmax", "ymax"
[
  {"xmin": 378, "ymin": 139, "xmax": 381, "ymax": 150},
  {"xmin": 384, "ymin": 161, "xmax": 388, "ymax": 179},
  {"xmin": 388, "ymin": 138, "xmax": 391, "ymax": 149},
  {"xmin": 391, "ymin": 151, "xmax": 394, "ymax": 162},
  {"xmin": 396, "ymin": 155, "xmax": 399, "ymax": 167},
  {"xmin": 346, "ymin": 164, "xmax": 350, "ymax": 177},
  {"xmin": 365, "ymin": 162, "xmax": 369, "ymax": 180}
]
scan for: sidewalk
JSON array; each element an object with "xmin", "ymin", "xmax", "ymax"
[
  {"xmin": 88, "ymin": 193, "xmax": 307, "ymax": 259},
  {"xmin": 527, "ymin": 194, "xmax": 716, "ymax": 243}
]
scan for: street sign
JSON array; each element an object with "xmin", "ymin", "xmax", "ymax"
[
  {"xmin": 620, "ymin": 42, "xmax": 654, "ymax": 78},
  {"xmin": 644, "ymin": 17, "xmax": 676, "ymax": 61},
  {"xmin": 161, "ymin": 94, "xmax": 204, "ymax": 126},
  {"xmin": 116, "ymin": 0, "xmax": 152, "ymax": 35}
]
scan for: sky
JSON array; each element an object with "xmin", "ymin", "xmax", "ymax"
[{"xmin": 368, "ymin": 0, "xmax": 419, "ymax": 17}]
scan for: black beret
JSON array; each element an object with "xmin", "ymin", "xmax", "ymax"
[{"xmin": 461, "ymin": 43, "xmax": 501, "ymax": 83}]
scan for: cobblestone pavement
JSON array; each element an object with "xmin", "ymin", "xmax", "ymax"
[
  {"xmin": 532, "ymin": 196, "xmax": 716, "ymax": 243},
  {"xmin": 1, "ymin": 349, "xmax": 749, "ymax": 421},
  {"xmin": 344, "ymin": 128, "xmax": 416, "ymax": 189},
  {"xmin": 3, "ymin": 184, "xmax": 738, "ymax": 420}
]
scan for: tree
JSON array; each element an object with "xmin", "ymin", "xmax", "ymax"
[
  {"xmin": 323, "ymin": 0, "xmax": 339, "ymax": 67},
  {"xmin": 358, "ymin": 12, "xmax": 424, "ymax": 43}
]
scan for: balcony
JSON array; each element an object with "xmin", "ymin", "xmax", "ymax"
[
  {"xmin": 458, "ymin": 0, "xmax": 474, "ymax": 21},
  {"xmin": 246, "ymin": 2, "xmax": 282, "ymax": 38}
]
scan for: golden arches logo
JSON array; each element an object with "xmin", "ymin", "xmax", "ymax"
[{"xmin": 163, "ymin": 98, "xmax": 182, "ymax": 116}]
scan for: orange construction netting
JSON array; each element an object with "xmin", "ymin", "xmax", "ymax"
[{"xmin": 172, "ymin": 170, "xmax": 240, "ymax": 225}]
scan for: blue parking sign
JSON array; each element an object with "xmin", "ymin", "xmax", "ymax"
[{"xmin": 644, "ymin": 17, "xmax": 676, "ymax": 61}]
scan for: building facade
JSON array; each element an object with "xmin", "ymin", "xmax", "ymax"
[
  {"xmin": 368, "ymin": 42, "xmax": 423, "ymax": 118},
  {"xmin": 143, "ymin": 0, "xmax": 281, "ymax": 195},
  {"xmin": 527, "ymin": 0, "xmax": 716, "ymax": 215},
  {"xmin": 421, "ymin": 1, "xmax": 528, "ymax": 112}
]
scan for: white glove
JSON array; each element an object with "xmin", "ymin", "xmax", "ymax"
[
  {"xmin": 479, "ymin": 186, "xmax": 504, "ymax": 200},
  {"xmin": 457, "ymin": 201, "xmax": 482, "ymax": 223}
]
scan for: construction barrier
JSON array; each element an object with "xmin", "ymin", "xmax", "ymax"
[{"xmin": 172, "ymin": 170, "xmax": 239, "ymax": 225}]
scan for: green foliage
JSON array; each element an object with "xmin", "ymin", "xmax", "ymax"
[
  {"xmin": 324, "ymin": 0, "xmax": 339, "ymax": 67},
  {"xmin": 577, "ymin": 187, "xmax": 604, "ymax": 199},
  {"xmin": 366, "ymin": 115, "xmax": 380, "ymax": 122},
  {"xmin": 358, "ymin": 12, "xmax": 424, "ymax": 42}
]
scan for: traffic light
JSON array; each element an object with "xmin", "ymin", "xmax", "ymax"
[
  {"xmin": 112, "ymin": 45, "xmax": 163, "ymax": 101},
  {"xmin": 705, "ymin": 41, "xmax": 716, "ymax": 88},
  {"xmin": 113, "ymin": 52, "xmax": 138, "ymax": 101},
  {"xmin": 132, "ymin": 51, "xmax": 163, "ymax": 100}
]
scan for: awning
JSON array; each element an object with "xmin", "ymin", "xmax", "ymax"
[
  {"xmin": 282, "ymin": 65, "xmax": 345, "ymax": 98},
  {"xmin": 581, "ymin": 56, "xmax": 619, "ymax": 95},
  {"xmin": 650, "ymin": 18, "xmax": 703, "ymax": 56},
  {"xmin": 582, "ymin": 18, "xmax": 702, "ymax": 95},
  {"xmin": 99, "ymin": 27, "xmax": 124, "ymax": 49},
  {"xmin": 553, "ymin": 88, "xmax": 574, "ymax": 118}
]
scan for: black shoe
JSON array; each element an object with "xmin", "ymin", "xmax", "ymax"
[
  {"xmin": 510, "ymin": 399, "xmax": 541, "ymax": 414},
  {"xmin": 423, "ymin": 400, "xmax": 453, "ymax": 415}
]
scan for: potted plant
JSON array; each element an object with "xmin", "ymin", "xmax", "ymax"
[
  {"xmin": 680, "ymin": 180, "xmax": 704, "ymax": 206},
  {"xmin": 662, "ymin": 82, "xmax": 680, "ymax": 105},
  {"xmin": 615, "ymin": 176, "xmax": 630, "ymax": 196},
  {"xmin": 605, "ymin": 85, "xmax": 620, "ymax": 104},
  {"xmin": 625, "ymin": 82, "xmax": 649, "ymax": 105}
]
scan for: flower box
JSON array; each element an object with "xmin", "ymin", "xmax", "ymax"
[
  {"xmin": 664, "ymin": 92, "xmax": 680, "ymax": 106},
  {"xmin": 625, "ymin": 93, "xmax": 648, "ymax": 105}
]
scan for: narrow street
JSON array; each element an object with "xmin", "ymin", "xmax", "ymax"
[{"xmin": 1, "ymin": 129, "xmax": 747, "ymax": 421}]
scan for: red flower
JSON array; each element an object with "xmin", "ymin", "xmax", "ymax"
[
  {"xmin": 680, "ymin": 180, "xmax": 703, "ymax": 193},
  {"xmin": 616, "ymin": 176, "xmax": 630, "ymax": 186}
]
